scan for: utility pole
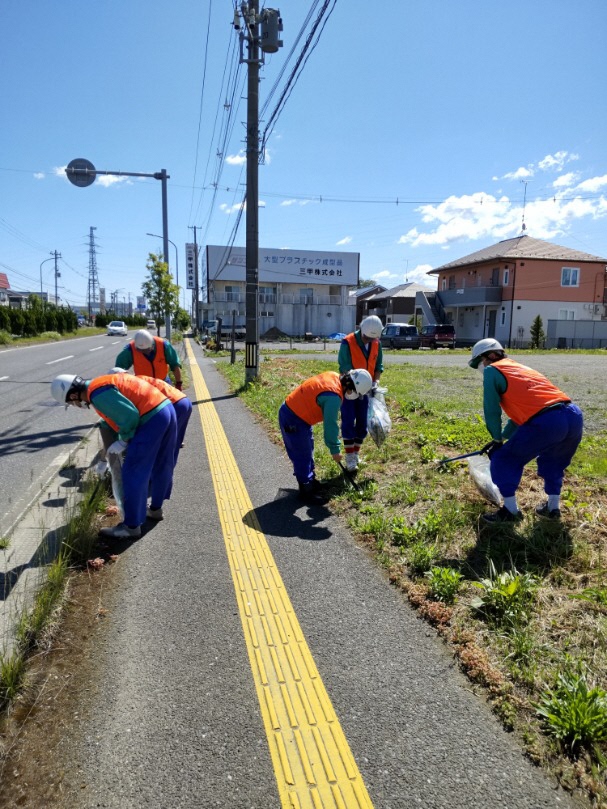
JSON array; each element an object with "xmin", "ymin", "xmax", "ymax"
[
  {"xmin": 87, "ymin": 226, "xmax": 99, "ymax": 320},
  {"xmin": 235, "ymin": 3, "xmax": 282, "ymax": 383},
  {"xmin": 52, "ymin": 250, "xmax": 62, "ymax": 306}
]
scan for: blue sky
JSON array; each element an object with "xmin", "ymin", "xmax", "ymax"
[{"xmin": 2, "ymin": 0, "xmax": 606, "ymax": 311}]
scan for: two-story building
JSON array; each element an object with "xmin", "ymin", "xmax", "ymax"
[
  {"xmin": 200, "ymin": 245, "xmax": 359, "ymax": 338},
  {"xmin": 417, "ymin": 235, "xmax": 607, "ymax": 347}
]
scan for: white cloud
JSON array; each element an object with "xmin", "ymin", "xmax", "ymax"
[
  {"xmin": 225, "ymin": 151, "xmax": 246, "ymax": 166},
  {"xmin": 33, "ymin": 172, "xmax": 45, "ymax": 180},
  {"xmin": 397, "ymin": 172, "xmax": 607, "ymax": 249},
  {"xmin": 553, "ymin": 172, "xmax": 579, "ymax": 189},
  {"xmin": 576, "ymin": 174, "xmax": 607, "ymax": 193},
  {"xmin": 373, "ymin": 270, "xmax": 394, "ymax": 279},
  {"xmin": 503, "ymin": 166, "xmax": 534, "ymax": 181},
  {"xmin": 336, "ymin": 236, "xmax": 352, "ymax": 245},
  {"xmin": 538, "ymin": 151, "xmax": 578, "ymax": 171},
  {"xmin": 220, "ymin": 201, "xmax": 245, "ymax": 215},
  {"xmin": 280, "ymin": 198, "xmax": 314, "ymax": 207},
  {"xmin": 96, "ymin": 174, "xmax": 131, "ymax": 187}
]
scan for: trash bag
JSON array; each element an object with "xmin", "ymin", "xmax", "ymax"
[
  {"xmin": 467, "ymin": 455, "xmax": 502, "ymax": 506},
  {"xmin": 367, "ymin": 390, "xmax": 391, "ymax": 447},
  {"xmin": 107, "ymin": 449, "xmax": 125, "ymax": 520}
]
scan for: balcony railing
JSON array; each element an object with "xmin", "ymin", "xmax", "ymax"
[
  {"xmin": 211, "ymin": 292, "xmax": 342, "ymax": 305},
  {"xmin": 439, "ymin": 286, "xmax": 503, "ymax": 306}
]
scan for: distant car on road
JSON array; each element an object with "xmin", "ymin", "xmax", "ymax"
[
  {"xmin": 420, "ymin": 324, "xmax": 456, "ymax": 349},
  {"xmin": 380, "ymin": 323, "xmax": 420, "ymax": 349},
  {"xmin": 107, "ymin": 320, "xmax": 128, "ymax": 337},
  {"xmin": 146, "ymin": 319, "xmax": 156, "ymax": 331}
]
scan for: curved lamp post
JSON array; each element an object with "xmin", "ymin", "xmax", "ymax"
[{"xmin": 39, "ymin": 256, "xmax": 55, "ymax": 298}]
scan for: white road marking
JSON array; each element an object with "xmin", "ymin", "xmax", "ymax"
[
  {"xmin": 0, "ymin": 376, "xmax": 8, "ymax": 381},
  {"xmin": 46, "ymin": 355, "xmax": 75, "ymax": 365},
  {"xmin": 89, "ymin": 346, "xmax": 104, "ymax": 352}
]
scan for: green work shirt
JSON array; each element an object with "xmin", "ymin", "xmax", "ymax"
[{"xmin": 482, "ymin": 365, "xmax": 517, "ymax": 441}]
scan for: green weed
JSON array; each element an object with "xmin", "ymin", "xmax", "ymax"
[
  {"xmin": 425, "ymin": 566, "xmax": 464, "ymax": 603},
  {"xmin": 471, "ymin": 560, "xmax": 538, "ymax": 627},
  {"xmin": 535, "ymin": 664, "xmax": 607, "ymax": 756},
  {"xmin": 0, "ymin": 653, "xmax": 26, "ymax": 705},
  {"xmin": 407, "ymin": 542, "xmax": 438, "ymax": 576}
]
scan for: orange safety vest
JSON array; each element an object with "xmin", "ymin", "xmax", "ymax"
[
  {"xmin": 285, "ymin": 372, "xmax": 343, "ymax": 425},
  {"xmin": 88, "ymin": 373, "xmax": 168, "ymax": 434},
  {"xmin": 345, "ymin": 332, "xmax": 379, "ymax": 377},
  {"xmin": 140, "ymin": 375, "xmax": 186, "ymax": 404},
  {"xmin": 493, "ymin": 358, "xmax": 571, "ymax": 425},
  {"xmin": 130, "ymin": 336, "xmax": 169, "ymax": 379}
]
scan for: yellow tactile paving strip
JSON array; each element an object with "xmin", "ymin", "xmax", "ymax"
[{"xmin": 186, "ymin": 341, "xmax": 373, "ymax": 809}]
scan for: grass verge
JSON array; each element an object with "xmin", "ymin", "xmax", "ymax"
[{"xmin": 219, "ymin": 355, "xmax": 607, "ymax": 806}]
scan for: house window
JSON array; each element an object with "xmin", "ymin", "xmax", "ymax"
[
  {"xmin": 558, "ymin": 309, "xmax": 575, "ymax": 320},
  {"xmin": 260, "ymin": 310, "xmax": 274, "ymax": 317},
  {"xmin": 441, "ymin": 277, "xmax": 447, "ymax": 291},
  {"xmin": 474, "ymin": 312, "xmax": 480, "ymax": 327},
  {"xmin": 500, "ymin": 311, "xmax": 506, "ymax": 326},
  {"xmin": 561, "ymin": 267, "xmax": 579, "ymax": 287},
  {"xmin": 225, "ymin": 285, "xmax": 239, "ymax": 302},
  {"xmin": 300, "ymin": 288, "xmax": 313, "ymax": 302},
  {"xmin": 448, "ymin": 275, "xmax": 456, "ymax": 290},
  {"xmin": 458, "ymin": 312, "xmax": 464, "ymax": 327},
  {"xmin": 503, "ymin": 269, "xmax": 509, "ymax": 286}
]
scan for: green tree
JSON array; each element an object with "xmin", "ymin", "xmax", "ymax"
[
  {"xmin": 529, "ymin": 315, "xmax": 545, "ymax": 349},
  {"xmin": 141, "ymin": 253, "xmax": 179, "ymax": 337},
  {"xmin": 358, "ymin": 278, "xmax": 378, "ymax": 289},
  {"xmin": 172, "ymin": 307, "xmax": 191, "ymax": 332}
]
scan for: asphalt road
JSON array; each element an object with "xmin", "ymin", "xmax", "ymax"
[
  {"xmin": 43, "ymin": 339, "xmax": 581, "ymax": 808},
  {"xmin": 0, "ymin": 333, "xmax": 148, "ymax": 537}
]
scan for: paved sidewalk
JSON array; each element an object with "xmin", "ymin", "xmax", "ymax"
[{"xmin": 6, "ymin": 339, "xmax": 582, "ymax": 808}]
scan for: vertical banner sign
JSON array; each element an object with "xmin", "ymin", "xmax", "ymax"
[{"xmin": 185, "ymin": 243, "xmax": 196, "ymax": 290}]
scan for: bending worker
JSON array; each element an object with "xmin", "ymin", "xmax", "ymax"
[
  {"xmin": 115, "ymin": 329, "xmax": 183, "ymax": 388},
  {"xmin": 109, "ymin": 368, "xmax": 192, "ymax": 464},
  {"xmin": 51, "ymin": 371, "xmax": 177, "ymax": 538},
  {"xmin": 338, "ymin": 315, "xmax": 384, "ymax": 472},
  {"xmin": 279, "ymin": 369, "xmax": 373, "ymax": 502},
  {"xmin": 469, "ymin": 338, "xmax": 583, "ymax": 524}
]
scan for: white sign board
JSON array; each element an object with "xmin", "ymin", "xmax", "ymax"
[
  {"xmin": 206, "ymin": 245, "xmax": 359, "ymax": 286},
  {"xmin": 185, "ymin": 243, "xmax": 196, "ymax": 290}
]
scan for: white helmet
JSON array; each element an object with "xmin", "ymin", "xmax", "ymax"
[
  {"xmin": 51, "ymin": 374, "xmax": 82, "ymax": 406},
  {"xmin": 348, "ymin": 368, "xmax": 373, "ymax": 396},
  {"xmin": 133, "ymin": 329, "xmax": 154, "ymax": 350},
  {"xmin": 360, "ymin": 315, "xmax": 383, "ymax": 339},
  {"xmin": 469, "ymin": 338, "xmax": 504, "ymax": 369}
]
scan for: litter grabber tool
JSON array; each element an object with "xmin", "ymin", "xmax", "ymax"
[
  {"xmin": 437, "ymin": 441, "xmax": 500, "ymax": 467},
  {"xmin": 437, "ymin": 448, "xmax": 486, "ymax": 467},
  {"xmin": 338, "ymin": 460, "xmax": 362, "ymax": 492}
]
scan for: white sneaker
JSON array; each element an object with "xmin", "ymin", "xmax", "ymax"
[
  {"xmin": 345, "ymin": 454, "xmax": 358, "ymax": 472},
  {"xmin": 146, "ymin": 506, "xmax": 164, "ymax": 521},
  {"xmin": 99, "ymin": 523, "xmax": 141, "ymax": 539}
]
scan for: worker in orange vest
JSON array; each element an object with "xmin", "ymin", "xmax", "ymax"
[
  {"xmin": 51, "ymin": 372, "xmax": 177, "ymax": 538},
  {"xmin": 115, "ymin": 329, "xmax": 183, "ymax": 388},
  {"xmin": 338, "ymin": 316, "xmax": 384, "ymax": 472},
  {"xmin": 469, "ymin": 339, "xmax": 583, "ymax": 523},
  {"xmin": 279, "ymin": 369, "xmax": 373, "ymax": 502}
]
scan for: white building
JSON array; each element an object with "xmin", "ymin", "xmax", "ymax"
[{"xmin": 200, "ymin": 245, "xmax": 359, "ymax": 337}]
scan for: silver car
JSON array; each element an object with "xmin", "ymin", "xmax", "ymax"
[{"xmin": 107, "ymin": 320, "xmax": 128, "ymax": 336}]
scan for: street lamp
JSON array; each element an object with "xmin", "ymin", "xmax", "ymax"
[{"xmin": 39, "ymin": 255, "xmax": 55, "ymax": 299}]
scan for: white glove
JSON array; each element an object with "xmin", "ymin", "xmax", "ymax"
[
  {"xmin": 95, "ymin": 460, "xmax": 109, "ymax": 476},
  {"xmin": 107, "ymin": 439, "xmax": 127, "ymax": 456}
]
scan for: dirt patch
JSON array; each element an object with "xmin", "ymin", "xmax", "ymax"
[{"xmin": 0, "ymin": 564, "xmax": 115, "ymax": 809}]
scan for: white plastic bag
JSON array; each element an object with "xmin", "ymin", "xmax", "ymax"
[
  {"xmin": 467, "ymin": 455, "xmax": 502, "ymax": 506},
  {"xmin": 367, "ymin": 389, "xmax": 391, "ymax": 447},
  {"xmin": 107, "ymin": 451, "xmax": 125, "ymax": 520}
]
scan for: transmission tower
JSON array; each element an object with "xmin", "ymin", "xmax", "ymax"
[{"xmin": 87, "ymin": 226, "xmax": 99, "ymax": 318}]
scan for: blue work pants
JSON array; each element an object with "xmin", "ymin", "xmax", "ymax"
[
  {"xmin": 491, "ymin": 403, "xmax": 583, "ymax": 497},
  {"xmin": 340, "ymin": 394, "xmax": 369, "ymax": 448},
  {"xmin": 279, "ymin": 403, "xmax": 315, "ymax": 486},
  {"xmin": 173, "ymin": 398, "xmax": 193, "ymax": 463},
  {"xmin": 122, "ymin": 404, "xmax": 177, "ymax": 526}
]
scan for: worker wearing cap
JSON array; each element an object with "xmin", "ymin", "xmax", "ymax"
[
  {"xmin": 279, "ymin": 369, "xmax": 373, "ymax": 502},
  {"xmin": 338, "ymin": 315, "xmax": 384, "ymax": 472},
  {"xmin": 468, "ymin": 338, "xmax": 583, "ymax": 523},
  {"xmin": 115, "ymin": 329, "xmax": 183, "ymax": 388},
  {"xmin": 51, "ymin": 372, "xmax": 178, "ymax": 538}
]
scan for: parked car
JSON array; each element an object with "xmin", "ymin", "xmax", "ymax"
[
  {"xmin": 420, "ymin": 323, "xmax": 456, "ymax": 349},
  {"xmin": 379, "ymin": 323, "xmax": 420, "ymax": 349},
  {"xmin": 107, "ymin": 320, "xmax": 128, "ymax": 337},
  {"xmin": 146, "ymin": 319, "xmax": 156, "ymax": 331}
]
